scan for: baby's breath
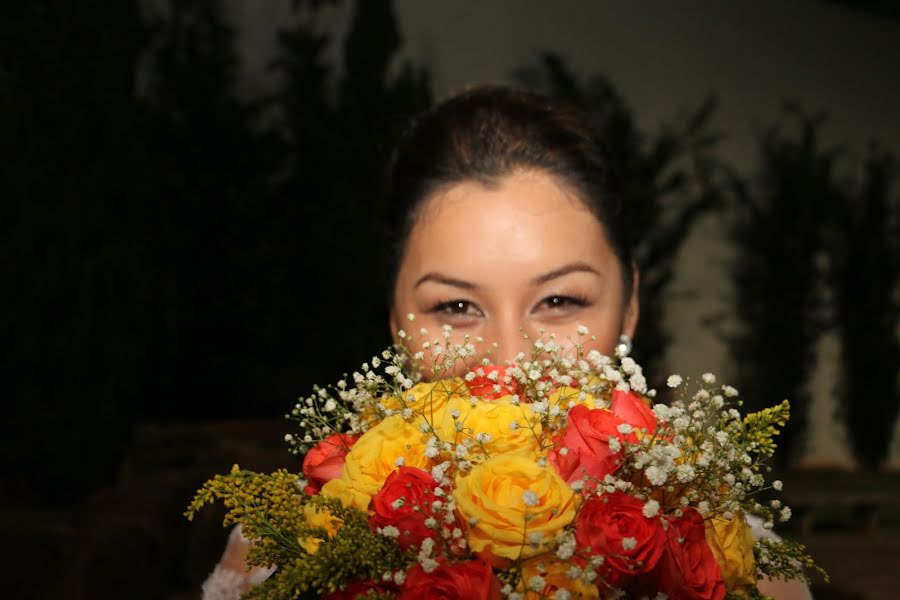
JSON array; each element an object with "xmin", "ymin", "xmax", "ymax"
[{"xmin": 190, "ymin": 326, "xmax": 822, "ymax": 597}]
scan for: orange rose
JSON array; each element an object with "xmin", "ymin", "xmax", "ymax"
[
  {"xmin": 549, "ymin": 405, "xmax": 635, "ymax": 489},
  {"xmin": 302, "ymin": 433, "xmax": 357, "ymax": 495},
  {"xmin": 519, "ymin": 557, "xmax": 599, "ymax": 599},
  {"xmin": 610, "ymin": 389, "xmax": 657, "ymax": 435},
  {"xmin": 465, "ymin": 365, "xmax": 518, "ymax": 400}
]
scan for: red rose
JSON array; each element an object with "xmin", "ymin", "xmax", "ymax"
[
  {"xmin": 302, "ymin": 433, "xmax": 357, "ymax": 495},
  {"xmin": 610, "ymin": 389, "xmax": 658, "ymax": 435},
  {"xmin": 574, "ymin": 492, "xmax": 666, "ymax": 586},
  {"xmin": 465, "ymin": 365, "xmax": 518, "ymax": 400},
  {"xmin": 655, "ymin": 509, "xmax": 726, "ymax": 600},
  {"xmin": 549, "ymin": 405, "xmax": 635, "ymax": 488},
  {"xmin": 400, "ymin": 559, "xmax": 502, "ymax": 600},
  {"xmin": 324, "ymin": 580, "xmax": 396, "ymax": 599},
  {"xmin": 369, "ymin": 466, "xmax": 440, "ymax": 551}
]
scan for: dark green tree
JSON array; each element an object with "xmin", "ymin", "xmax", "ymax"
[
  {"xmin": 140, "ymin": 0, "xmax": 278, "ymax": 420},
  {"xmin": 829, "ymin": 146, "xmax": 900, "ymax": 468},
  {"xmin": 267, "ymin": 0, "xmax": 431, "ymax": 392},
  {"xmin": 0, "ymin": 2, "xmax": 151, "ymax": 503},
  {"xmin": 516, "ymin": 54, "xmax": 723, "ymax": 384},
  {"xmin": 332, "ymin": 0, "xmax": 432, "ymax": 344},
  {"xmin": 726, "ymin": 108, "xmax": 840, "ymax": 466}
]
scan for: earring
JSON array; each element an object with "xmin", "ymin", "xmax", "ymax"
[{"xmin": 616, "ymin": 334, "xmax": 632, "ymax": 357}]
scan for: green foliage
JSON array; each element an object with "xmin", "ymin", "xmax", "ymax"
[
  {"xmin": 754, "ymin": 537, "xmax": 828, "ymax": 586},
  {"xmin": 6, "ymin": 0, "xmax": 894, "ymax": 506},
  {"xmin": 741, "ymin": 400, "xmax": 791, "ymax": 458},
  {"xmin": 139, "ymin": 0, "xmax": 278, "ymax": 420},
  {"xmin": 2, "ymin": 0, "xmax": 432, "ymax": 504},
  {"xmin": 516, "ymin": 53, "xmax": 723, "ymax": 386},
  {"xmin": 829, "ymin": 146, "xmax": 900, "ymax": 468},
  {"xmin": 725, "ymin": 108, "xmax": 841, "ymax": 466},
  {"xmin": 0, "ymin": 1, "xmax": 152, "ymax": 503},
  {"xmin": 187, "ymin": 466, "xmax": 308, "ymax": 562},
  {"xmin": 188, "ymin": 468, "xmax": 408, "ymax": 599},
  {"xmin": 726, "ymin": 106, "xmax": 900, "ymax": 468},
  {"xmin": 247, "ymin": 506, "xmax": 406, "ymax": 599},
  {"xmin": 264, "ymin": 0, "xmax": 432, "ymax": 390}
]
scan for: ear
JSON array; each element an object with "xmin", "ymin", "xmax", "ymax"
[
  {"xmin": 622, "ymin": 265, "xmax": 640, "ymax": 339},
  {"xmin": 389, "ymin": 308, "xmax": 401, "ymax": 345}
]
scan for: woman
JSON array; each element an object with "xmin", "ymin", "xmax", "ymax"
[{"xmin": 204, "ymin": 85, "xmax": 813, "ymax": 599}]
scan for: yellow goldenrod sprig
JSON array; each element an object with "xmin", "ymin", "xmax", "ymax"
[
  {"xmin": 741, "ymin": 400, "xmax": 790, "ymax": 457},
  {"xmin": 243, "ymin": 495, "xmax": 409, "ymax": 599},
  {"xmin": 754, "ymin": 537, "xmax": 828, "ymax": 585},
  {"xmin": 186, "ymin": 465, "xmax": 309, "ymax": 564}
]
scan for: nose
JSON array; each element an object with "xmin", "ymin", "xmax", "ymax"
[{"xmin": 483, "ymin": 313, "xmax": 533, "ymax": 365}]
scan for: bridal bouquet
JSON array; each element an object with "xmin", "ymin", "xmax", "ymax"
[{"xmin": 187, "ymin": 322, "xmax": 823, "ymax": 599}]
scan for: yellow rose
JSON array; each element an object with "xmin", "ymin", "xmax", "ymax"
[
  {"xmin": 298, "ymin": 503, "xmax": 342, "ymax": 554},
  {"xmin": 321, "ymin": 415, "xmax": 432, "ymax": 511},
  {"xmin": 453, "ymin": 454, "xmax": 577, "ymax": 566},
  {"xmin": 365, "ymin": 378, "xmax": 468, "ymax": 427},
  {"xmin": 320, "ymin": 477, "xmax": 370, "ymax": 512},
  {"xmin": 519, "ymin": 557, "xmax": 599, "ymax": 599},
  {"xmin": 704, "ymin": 511, "xmax": 757, "ymax": 593},
  {"xmin": 437, "ymin": 397, "xmax": 542, "ymax": 459}
]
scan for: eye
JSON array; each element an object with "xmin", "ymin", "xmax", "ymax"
[
  {"xmin": 536, "ymin": 295, "xmax": 588, "ymax": 312},
  {"xmin": 429, "ymin": 299, "xmax": 484, "ymax": 318}
]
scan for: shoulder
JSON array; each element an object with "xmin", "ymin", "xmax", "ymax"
[
  {"xmin": 201, "ymin": 525, "xmax": 277, "ymax": 600},
  {"xmin": 201, "ymin": 565, "xmax": 246, "ymax": 600}
]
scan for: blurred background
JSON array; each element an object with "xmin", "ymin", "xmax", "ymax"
[{"xmin": 2, "ymin": 0, "xmax": 898, "ymax": 598}]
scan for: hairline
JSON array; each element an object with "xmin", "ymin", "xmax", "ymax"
[{"xmin": 391, "ymin": 166, "xmax": 635, "ymax": 309}]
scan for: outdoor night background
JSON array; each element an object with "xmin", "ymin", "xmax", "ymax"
[{"xmin": 2, "ymin": 1, "xmax": 898, "ymax": 598}]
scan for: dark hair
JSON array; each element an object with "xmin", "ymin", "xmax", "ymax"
[{"xmin": 385, "ymin": 84, "xmax": 633, "ymax": 303}]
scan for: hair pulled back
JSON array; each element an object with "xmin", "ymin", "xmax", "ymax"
[{"xmin": 385, "ymin": 84, "xmax": 633, "ymax": 302}]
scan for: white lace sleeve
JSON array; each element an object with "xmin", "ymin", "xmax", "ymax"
[
  {"xmin": 746, "ymin": 512, "xmax": 780, "ymax": 540},
  {"xmin": 201, "ymin": 525, "xmax": 277, "ymax": 600},
  {"xmin": 201, "ymin": 565, "xmax": 247, "ymax": 600}
]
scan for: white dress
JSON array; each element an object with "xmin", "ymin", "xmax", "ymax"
[{"xmin": 202, "ymin": 526, "xmax": 276, "ymax": 600}]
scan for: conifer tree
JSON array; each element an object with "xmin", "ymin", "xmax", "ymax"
[
  {"xmin": 727, "ymin": 109, "xmax": 839, "ymax": 466},
  {"xmin": 830, "ymin": 146, "xmax": 900, "ymax": 468},
  {"xmin": 0, "ymin": 2, "xmax": 151, "ymax": 502},
  {"xmin": 270, "ymin": 0, "xmax": 431, "ymax": 390},
  {"xmin": 141, "ymin": 0, "xmax": 274, "ymax": 419}
]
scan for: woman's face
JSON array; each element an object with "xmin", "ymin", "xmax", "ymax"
[{"xmin": 390, "ymin": 169, "xmax": 638, "ymax": 377}]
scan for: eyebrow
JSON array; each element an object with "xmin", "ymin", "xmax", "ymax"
[
  {"xmin": 414, "ymin": 272, "xmax": 480, "ymax": 290},
  {"xmin": 414, "ymin": 262, "xmax": 600, "ymax": 290},
  {"xmin": 530, "ymin": 261, "xmax": 601, "ymax": 285}
]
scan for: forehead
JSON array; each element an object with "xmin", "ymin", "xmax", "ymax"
[{"xmin": 403, "ymin": 169, "xmax": 619, "ymax": 280}]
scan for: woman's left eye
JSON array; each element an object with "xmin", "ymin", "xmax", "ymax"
[{"xmin": 537, "ymin": 295, "xmax": 588, "ymax": 311}]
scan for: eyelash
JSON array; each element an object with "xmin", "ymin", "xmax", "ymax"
[
  {"xmin": 429, "ymin": 299, "xmax": 482, "ymax": 316},
  {"xmin": 538, "ymin": 295, "xmax": 588, "ymax": 311},
  {"xmin": 427, "ymin": 295, "xmax": 589, "ymax": 317}
]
